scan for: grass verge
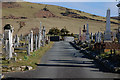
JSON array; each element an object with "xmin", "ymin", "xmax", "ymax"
[{"xmin": 2, "ymin": 42, "xmax": 54, "ymax": 72}]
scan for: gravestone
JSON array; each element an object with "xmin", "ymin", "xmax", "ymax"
[
  {"xmin": 4, "ymin": 24, "xmax": 14, "ymax": 60},
  {"xmin": 97, "ymin": 31, "xmax": 101, "ymax": 43},
  {"xmin": 97, "ymin": 32, "xmax": 99, "ymax": 43},
  {"xmin": 46, "ymin": 36, "xmax": 50, "ymax": 44},
  {"xmin": 38, "ymin": 22, "xmax": 42, "ymax": 48},
  {"xmin": 86, "ymin": 24, "xmax": 90, "ymax": 43},
  {"xmin": 42, "ymin": 26, "xmax": 46, "ymax": 47},
  {"xmin": 15, "ymin": 35, "xmax": 19, "ymax": 47},
  {"xmin": 30, "ymin": 30, "xmax": 33, "ymax": 52},
  {"xmin": 64, "ymin": 36, "xmax": 74, "ymax": 42},
  {"xmin": 5, "ymin": 40, "xmax": 8, "ymax": 55},
  {"xmin": 27, "ymin": 41, "xmax": 30, "ymax": 56},
  {"xmin": 91, "ymin": 32, "xmax": 93, "ymax": 41},
  {"xmin": 35, "ymin": 35, "xmax": 38, "ymax": 50},
  {"xmin": 79, "ymin": 27, "xmax": 82, "ymax": 41},
  {"xmin": 82, "ymin": 25, "xmax": 86, "ymax": 42},
  {"xmin": 20, "ymin": 34, "xmax": 23, "ymax": 41},
  {"xmin": 117, "ymin": 27, "xmax": 120, "ymax": 43},
  {"xmin": 95, "ymin": 33, "xmax": 97, "ymax": 43},
  {"xmin": 104, "ymin": 9, "xmax": 112, "ymax": 42},
  {"xmin": 112, "ymin": 32, "xmax": 116, "ymax": 42}
]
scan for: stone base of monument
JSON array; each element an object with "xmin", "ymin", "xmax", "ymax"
[{"xmin": 104, "ymin": 32, "xmax": 112, "ymax": 42}]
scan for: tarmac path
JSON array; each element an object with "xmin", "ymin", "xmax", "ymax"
[{"xmin": 3, "ymin": 41, "xmax": 120, "ymax": 79}]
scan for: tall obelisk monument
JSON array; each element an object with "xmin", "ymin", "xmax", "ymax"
[{"xmin": 104, "ymin": 9, "xmax": 112, "ymax": 42}]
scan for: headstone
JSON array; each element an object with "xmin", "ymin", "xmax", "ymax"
[
  {"xmin": 8, "ymin": 30, "xmax": 13, "ymax": 59},
  {"xmin": 38, "ymin": 22, "xmax": 42, "ymax": 48},
  {"xmin": 5, "ymin": 40, "xmax": 8, "ymax": 55},
  {"xmin": 28, "ymin": 34, "xmax": 30, "ymax": 39},
  {"xmin": 96, "ymin": 31, "xmax": 101, "ymax": 43},
  {"xmin": 86, "ymin": 24, "xmax": 90, "ymax": 43},
  {"xmin": 91, "ymin": 32, "xmax": 93, "ymax": 41},
  {"xmin": 35, "ymin": 34, "xmax": 38, "ymax": 50},
  {"xmin": 97, "ymin": 32, "xmax": 99, "ymax": 43},
  {"xmin": 4, "ymin": 24, "xmax": 14, "ymax": 60},
  {"xmin": 30, "ymin": 30, "xmax": 33, "ymax": 52},
  {"xmin": 27, "ymin": 41, "xmax": 30, "ymax": 55},
  {"xmin": 25, "ymin": 36, "xmax": 28, "ymax": 42},
  {"xmin": 104, "ymin": 9, "xmax": 112, "ymax": 42},
  {"xmin": 117, "ymin": 27, "xmax": 120, "ymax": 43},
  {"xmin": 116, "ymin": 1, "xmax": 120, "ymax": 16},
  {"xmin": 42, "ymin": 26, "xmax": 46, "ymax": 46},
  {"xmin": 99, "ymin": 32, "xmax": 102, "ymax": 43},
  {"xmin": 15, "ymin": 35, "xmax": 19, "ymax": 47},
  {"xmin": 112, "ymin": 32, "xmax": 116, "ymax": 42}
]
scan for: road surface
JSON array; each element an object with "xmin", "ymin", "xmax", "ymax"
[{"xmin": 3, "ymin": 41, "xmax": 120, "ymax": 79}]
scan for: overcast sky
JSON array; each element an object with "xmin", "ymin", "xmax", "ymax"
[{"xmin": 23, "ymin": 0, "xmax": 119, "ymax": 17}]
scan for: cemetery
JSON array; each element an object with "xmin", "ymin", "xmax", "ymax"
[
  {"xmin": 1, "ymin": 1, "xmax": 120, "ymax": 79},
  {"xmin": 72, "ymin": 5, "xmax": 120, "ymax": 72},
  {"xmin": 1, "ymin": 22, "xmax": 53, "ymax": 72}
]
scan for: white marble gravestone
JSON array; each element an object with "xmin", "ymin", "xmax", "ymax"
[
  {"xmin": 117, "ymin": 27, "xmax": 120, "ymax": 43},
  {"xmin": 42, "ymin": 26, "xmax": 46, "ymax": 47},
  {"xmin": 30, "ymin": 30, "xmax": 33, "ymax": 52},
  {"xmin": 4, "ymin": 24, "xmax": 14, "ymax": 59},
  {"xmin": 95, "ymin": 33, "xmax": 97, "ymax": 43},
  {"xmin": 27, "ymin": 41, "xmax": 30, "ymax": 55},
  {"xmin": 38, "ymin": 22, "xmax": 42, "ymax": 48},
  {"xmin": 79, "ymin": 27, "xmax": 81, "ymax": 41}
]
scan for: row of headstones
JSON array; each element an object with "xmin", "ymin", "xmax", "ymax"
[
  {"xmin": 79, "ymin": 23, "xmax": 119, "ymax": 43},
  {"xmin": 90, "ymin": 31, "xmax": 117, "ymax": 43},
  {"xmin": 25, "ymin": 26, "xmax": 50, "ymax": 55},
  {"xmin": 2, "ymin": 23, "xmax": 50, "ymax": 60},
  {"xmin": 79, "ymin": 24, "xmax": 102, "ymax": 43},
  {"xmin": 79, "ymin": 9, "xmax": 120, "ymax": 43},
  {"xmin": 15, "ymin": 26, "xmax": 50, "ymax": 56}
]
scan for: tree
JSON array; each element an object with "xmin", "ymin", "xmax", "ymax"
[
  {"xmin": 61, "ymin": 27, "xmax": 69, "ymax": 36},
  {"xmin": 71, "ymin": 33, "xmax": 74, "ymax": 36},
  {"xmin": 48, "ymin": 27, "xmax": 60, "ymax": 35}
]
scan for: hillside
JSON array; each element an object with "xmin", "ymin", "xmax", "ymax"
[{"xmin": 2, "ymin": 2, "xmax": 119, "ymax": 36}]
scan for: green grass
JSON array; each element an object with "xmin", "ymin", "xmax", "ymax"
[{"xmin": 2, "ymin": 42, "xmax": 54, "ymax": 71}]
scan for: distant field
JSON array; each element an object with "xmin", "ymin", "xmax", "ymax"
[{"xmin": 2, "ymin": 2, "xmax": 119, "ymax": 36}]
